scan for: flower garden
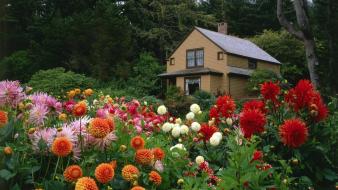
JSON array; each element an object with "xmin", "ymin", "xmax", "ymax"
[{"xmin": 0, "ymin": 79, "xmax": 337, "ymax": 190}]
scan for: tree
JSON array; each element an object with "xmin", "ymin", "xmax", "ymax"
[{"xmin": 277, "ymin": 0, "xmax": 320, "ymax": 88}]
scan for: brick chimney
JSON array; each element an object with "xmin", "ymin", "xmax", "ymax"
[{"xmin": 217, "ymin": 22, "xmax": 228, "ymax": 35}]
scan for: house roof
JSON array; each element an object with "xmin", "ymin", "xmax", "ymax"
[
  {"xmin": 227, "ymin": 66, "xmax": 254, "ymax": 77},
  {"xmin": 195, "ymin": 27, "xmax": 281, "ymax": 64},
  {"xmin": 158, "ymin": 67, "xmax": 223, "ymax": 78}
]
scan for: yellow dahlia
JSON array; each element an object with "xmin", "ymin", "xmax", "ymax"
[{"xmin": 75, "ymin": 177, "xmax": 98, "ymax": 190}]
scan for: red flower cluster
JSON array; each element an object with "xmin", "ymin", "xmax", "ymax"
[
  {"xmin": 198, "ymin": 161, "xmax": 219, "ymax": 186},
  {"xmin": 252, "ymin": 150, "xmax": 263, "ymax": 162},
  {"xmin": 279, "ymin": 119, "xmax": 308, "ymax": 148},
  {"xmin": 239, "ymin": 109, "xmax": 266, "ymax": 138},
  {"xmin": 209, "ymin": 95, "xmax": 236, "ymax": 123},
  {"xmin": 242, "ymin": 100, "xmax": 267, "ymax": 113},
  {"xmin": 199, "ymin": 124, "xmax": 218, "ymax": 141},
  {"xmin": 285, "ymin": 80, "xmax": 328, "ymax": 122},
  {"xmin": 260, "ymin": 81, "xmax": 280, "ymax": 103}
]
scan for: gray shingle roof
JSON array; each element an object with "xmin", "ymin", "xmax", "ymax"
[
  {"xmin": 195, "ymin": 27, "xmax": 281, "ymax": 64},
  {"xmin": 158, "ymin": 67, "xmax": 223, "ymax": 78}
]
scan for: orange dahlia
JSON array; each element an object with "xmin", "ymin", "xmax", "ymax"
[
  {"xmin": 106, "ymin": 117, "xmax": 115, "ymax": 131},
  {"xmin": 152, "ymin": 147, "xmax": 165, "ymax": 160},
  {"xmin": 95, "ymin": 163, "xmax": 114, "ymax": 184},
  {"xmin": 135, "ymin": 149, "xmax": 154, "ymax": 165},
  {"xmin": 122, "ymin": 165, "xmax": 140, "ymax": 181},
  {"xmin": 130, "ymin": 136, "xmax": 145, "ymax": 150},
  {"xmin": 75, "ymin": 177, "xmax": 98, "ymax": 190},
  {"xmin": 130, "ymin": 186, "xmax": 145, "ymax": 190},
  {"xmin": 149, "ymin": 171, "xmax": 162, "ymax": 186},
  {"xmin": 63, "ymin": 165, "xmax": 83, "ymax": 182},
  {"xmin": 110, "ymin": 160, "xmax": 117, "ymax": 170},
  {"xmin": 0, "ymin": 110, "xmax": 8, "ymax": 128},
  {"xmin": 83, "ymin": 89, "xmax": 93, "ymax": 96},
  {"xmin": 51, "ymin": 137, "xmax": 73, "ymax": 157},
  {"xmin": 73, "ymin": 102, "xmax": 87, "ymax": 117},
  {"xmin": 88, "ymin": 118, "xmax": 110, "ymax": 138},
  {"xmin": 3, "ymin": 146, "xmax": 12, "ymax": 155}
]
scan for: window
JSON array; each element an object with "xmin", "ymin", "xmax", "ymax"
[
  {"xmin": 170, "ymin": 58, "xmax": 175, "ymax": 65},
  {"xmin": 217, "ymin": 52, "xmax": 224, "ymax": 60},
  {"xmin": 185, "ymin": 77, "xmax": 201, "ymax": 95},
  {"xmin": 248, "ymin": 59, "xmax": 257, "ymax": 69},
  {"xmin": 186, "ymin": 49, "xmax": 204, "ymax": 68}
]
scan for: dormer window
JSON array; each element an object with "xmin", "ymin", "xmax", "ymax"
[
  {"xmin": 248, "ymin": 59, "xmax": 257, "ymax": 69},
  {"xmin": 186, "ymin": 49, "xmax": 204, "ymax": 68}
]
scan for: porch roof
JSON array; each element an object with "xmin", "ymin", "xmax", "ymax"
[
  {"xmin": 158, "ymin": 67, "xmax": 223, "ymax": 78},
  {"xmin": 227, "ymin": 66, "xmax": 254, "ymax": 77}
]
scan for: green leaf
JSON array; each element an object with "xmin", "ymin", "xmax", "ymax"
[{"xmin": 0, "ymin": 169, "xmax": 16, "ymax": 181}]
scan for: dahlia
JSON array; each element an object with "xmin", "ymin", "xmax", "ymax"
[
  {"xmin": 308, "ymin": 93, "xmax": 328, "ymax": 122},
  {"xmin": 190, "ymin": 103, "xmax": 201, "ymax": 114},
  {"xmin": 186, "ymin": 112, "xmax": 195, "ymax": 120},
  {"xmin": 154, "ymin": 160, "xmax": 164, "ymax": 172},
  {"xmin": 215, "ymin": 95, "xmax": 236, "ymax": 118},
  {"xmin": 106, "ymin": 117, "xmax": 115, "ymax": 131},
  {"xmin": 279, "ymin": 119, "xmax": 308, "ymax": 148},
  {"xmin": 149, "ymin": 171, "xmax": 162, "ymax": 186},
  {"xmin": 242, "ymin": 100, "xmax": 267, "ymax": 113},
  {"xmin": 95, "ymin": 163, "xmax": 114, "ymax": 184},
  {"xmin": 0, "ymin": 110, "xmax": 8, "ymax": 128},
  {"xmin": 3, "ymin": 146, "xmax": 13, "ymax": 155},
  {"xmin": 75, "ymin": 177, "xmax": 98, "ymax": 190},
  {"xmin": 239, "ymin": 109, "xmax": 266, "ymax": 138},
  {"xmin": 284, "ymin": 79, "xmax": 314, "ymax": 111},
  {"xmin": 63, "ymin": 165, "xmax": 83, "ymax": 182},
  {"xmin": 152, "ymin": 147, "xmax": 165, "ymax": 160},
  {"xmin": 195, "ymin": 156, "xmax": 205, "ymax": 165},
  {"xmin": 88, "ymin": 118, "xmax": 110, "ymax": 138},
  {"xmin": 83, "ymin": 89, "xmax": 93, "ymax": 96},
  {"xmin": 130, "ymin": 136, "xmax": 145, "ymax": 150},
  {"xmin": 130, "ymin": 186, "xmax": 145, "ymax": 190},
  {"xmin": 29, "ymin": 92, "xmax": 61, "ymax": 111},
  {"xmin": 135, "ymin": 149, "xmax": 154, "ymax": 165},
  {"xmin": 252, "ymin": 150, "xmax": 263, "ymax": 161},
  {"xmin": 0, "ymin": 80, "xmax": 25, "ymax": 108},
  {"xmin": 191, "ymin": 122, "xmax": 201, "ymax": 132},
  {"xmin": 28, "ymin": 104, "xmax": 49, "ymax": 126},
  {"xmin": 199, "ymin": 124, "xmax": 218, "ymax": 141},
  {"xmin": 122, "ymin": 165, "xmax": 140, "ymax": 181},
  {"xmin": 51, "ymin": 137, "xmax": 73, "ymax": 157},
  {"xmin": 260, "ymin": 81, "xmax": 280, "ymax": 102},
  {"xmin": 161, "ymin": 122, "xmax": 173, "ymax": 133},
  {"xmin": 29, "ymin": 128, "xmax": 57, "ymax": 153},
  {"xmin": 92, "ymin": 132, "xmax": 117, "ymax": 150},
  {"xmin": 209, "ymin": 106, "xmax": 219, "ymax": 122},
  {"xmin": 157, "ymin": 105, "xmax": 167, "ymax": 115},
  {"xmin": 73, "ymin": 102, "xmax": 87, "ymax": 117}
]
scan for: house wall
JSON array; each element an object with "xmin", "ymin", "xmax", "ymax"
[{"xmin": 229, "ymin": 76, "xmax": 249, "ymax": 99}]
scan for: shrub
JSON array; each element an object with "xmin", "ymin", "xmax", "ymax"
[
  {"xmin": 27, "ymin": 68, "xmax": 98, "ymax": 97},
  {"xmin": 192, "ymin": 90, "xmax": 216, "ymax": 111},
  {"xmin": 247, "ymin": 69, "xmax": 280, "ymax": 94},
  {"xmin": 0, "ymin": 50, "xmax": 36, "ymax": 82}
]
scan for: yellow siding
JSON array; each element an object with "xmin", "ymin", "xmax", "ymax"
[
  {"xmin": 229, "ymin": 76, "xmax": 249, "ymax": 99},
  {"xmin": 201, "ymin": 75, "xmax": 210, "ymax": 92},
  {"xmin": 257, "ymin": 61, "xmax": 280, "ymax": 74},
  {"xmin": 176, "ymin": 77, "xmax": 184, "ymax": 92},
  {"xmin": 227, "ymin": 55, "xmax": 248, "ymax": 68}
]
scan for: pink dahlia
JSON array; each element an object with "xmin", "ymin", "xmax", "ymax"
[
  {"xmin": 29, "ymin": 128, "xmax": 57, "ymax": 153},
  {"xmin": 0, "ymin": 80, "xmax": 25, "ymax": 108},
  {"xmin": 29, "ymin": 104, "xmax": 49, "ymax": 126}
]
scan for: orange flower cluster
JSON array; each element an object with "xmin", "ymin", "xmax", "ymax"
[
  {"xmin": 73, "ymin": 102, "xmax": 87, "ymax": 117},
  {"xmin": 75, "ymin": 177, "xmax": 98, "ymax": 190},
  {"xmin": 152, "ymin": 147, "xmax": 165, "ymax": 160},
  {"xmin": 0, "ymin": 110, "xmax": 8, "ymax": 128},
  {"xmin": 130, "ymin": 136, "xmax": 145, "ymax": 150},
  {"xmin": 135, "ymin": 149, "xmax": 154, "ymax": 165},
  {"xmin": 95, "ymin": 163, "xmax": 115, "ymax": 184},
  {"xmin": 122, "ymin": 165, "xmax": 140, "ymax": 181},
  {"xmin": 51, "ymin": 137, "xmax": 73, "ymax": 157},
  {"xmin": 63, "ymin": 165, "xmax": 83, "ymax": 182},
  {"xmin": 3, "ymin": 146, "xmax": 12, "ymax": 155},
  {"xmin": 88, "ymin": 118, "xmax": 115, "ymax": 138},
  {"xmin": 149, "ymin": 171, "xmax": 162, "ymax": 186}
]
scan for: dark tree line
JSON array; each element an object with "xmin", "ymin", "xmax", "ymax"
[{"xmin": 0, "ymin": 0, "xmax": 337, "ymax": 94}]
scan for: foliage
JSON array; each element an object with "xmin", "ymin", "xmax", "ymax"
[
  {"xmin": 0, "ymin": 51, "xmax": 36, "ymax": 83},
  {"xmin": 27, "ymin": 68, "xmax": 98, "ymax": 97},
  {"xmin": 192, "ymin": 90, "xmax": 216, "ymax": 111},
  {"xmin": 250, "ymin": 30, "xmax": 307, "ymax": 85},
  {"xmin": 164, "ymin": 86, "xmax": 194, "ymax": 117},
  {"xmin": 128, "ymin": 53, "xmax": 164, "ymax": 97},
  {"xmin": 247, "ymin": 69, "xmax": 281, "ymax": 93}
]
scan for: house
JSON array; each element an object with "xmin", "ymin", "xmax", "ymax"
[{"xmin": 159, "ymin": 23, "xmax": 281, "ymax": 99}]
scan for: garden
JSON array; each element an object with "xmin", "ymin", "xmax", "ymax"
[{"xmin": 0, "ymin": 79, "xmax": 337, "ymax": 190}]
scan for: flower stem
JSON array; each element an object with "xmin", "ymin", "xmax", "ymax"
[{"xmin": 53, "ymin": 157, "xmax": 60, "ymax": 179}]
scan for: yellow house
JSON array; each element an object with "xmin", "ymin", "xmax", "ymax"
[{"xmin": 159, "ymin": 23, "xmax": 281, "ymax": 99}]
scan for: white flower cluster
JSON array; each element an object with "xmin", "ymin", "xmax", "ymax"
[
  {"xmin": 210, "ymin": 132, "xmax": 223, "ymax": 146},
  {"xmin": 195, "ymin": 155, "xmax": 204, "ymax": 165}
]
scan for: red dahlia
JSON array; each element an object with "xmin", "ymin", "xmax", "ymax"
[
  {"xmin": 199, "ymin": 124, "xmax": 218, "ymax": 141},
  {"xmin": 239, "ymin": 109, "xmax": 266, "ymax": 138},
  {"xmin": 260, "ymin": 81, "xmax": 280, "ymax": 102},
  {"xmin": 252, "ymin": 150, "xmax": 263, "ymax": 161},
  {"xmin": 242, "ymin": 100, "xmax": 267, "ymax": 113},
  {"xmin": 279, "ymin": 119, "xmax": 308, "ymax": 148},
  {"xmin": 284, "ymin": 79, "xmax": 315, "ymax": 111},
  {"xmin": 215, "ymin": 95, "xmax": 236, "ymax": 118}
]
